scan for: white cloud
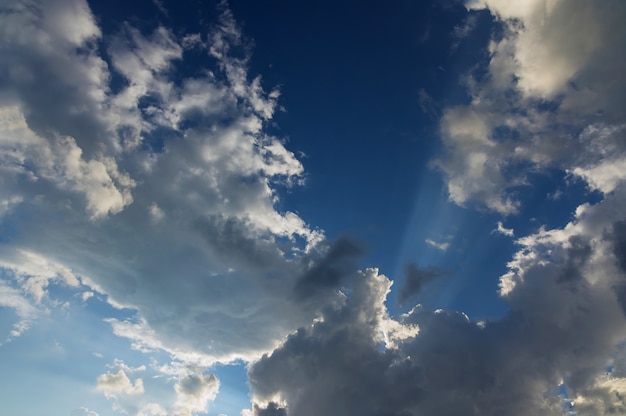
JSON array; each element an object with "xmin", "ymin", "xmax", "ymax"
[
  {"xmin": 433, "ymin": 105, "xmax": 520, "ymax": 214},
  {"xmin": 433, "ymin": 0, "xmax": 626, "ymax": 214},
  {"xmin": 0, "ymin": 279, "xmax": 38, "ymax": 343},
  {"xmin": 500, "ymin": 183, "xmax": 626, "ymax": 297},
  {"xmin": 81, "ymin": 291, "xmax": 94, "ymax": 302},
  {"xmin": 3, "ymin": 1, "xmax": 624, "ymax": 415},
  {"xmin": 174, "ymin": 372, "xmax": 220, "ymax": 416},
  {"xmin": 425, "ymin": 238, "xmax": 450, "ymax": 251},
  {"xmin": 572, "ymin": 374, "xmax": 626, "ymax": 415},
  {"xmin": 137, "ymin": 403, "xmax": 168, "ymax": 416},
  {"xmin": 0, "ymin": 0, "xmax": 331, "ymax": 371},
  {"xmin": 96, "ymin": 366, "xmax": 149, "ymax": 416},
  {"xmin": 97, "ymin": 369, "xmax": 145, "ymax": 397},
  {"xmin": 249, "ymin": 188, "xmax": 626, "ymax": 415},
  {"xmin": 0, "ymin": 249, "xmax": 80, "ymax": 303},
  {"xmin": 71, "ymin": 407, "xmax": 100, "ymax": 416},
  {"xmin": 493, "ymin": 221, "xmax": 514, "ymax": 237},
  {"xmin": 241, "ymin": 3, "xmax": 626, "ymax": 414},
  {"xmin": 468, "ymin": 0, "xmax": 625, "ymax": 101}
]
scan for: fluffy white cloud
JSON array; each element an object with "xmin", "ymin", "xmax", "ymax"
[
  {"xmin": 3, "ymin": 1, "xmax": 625, "ymax": 415},
  {"xmin": 174, "ymin": 372, "xmax": 220, "ymax": 416},
  {"xmin": 244, "ymin": 2, "xmax": 626, "ymax": 414},
  {"xmin": 493, "ymin": 221, "xmax": 514, "ymax": 237},
  {"xmin": 434, "ymin": 0, "xmax": 626, "ymax": 214},
  {"xmin": 0, "ymin": 278, "xmax": 38, "ymax": 343},
  {"xmin": 0, "ymin": 248, "xmax": 80, "ymax": 303},
  {"xmin": 97, "ymin": 369, "xmax": 145, "ymax": 397},
  {"xmin": 248, "ymin": 192, "xmax": 626, "ymax": 415},
  {"xmin": 97, "ymin": 367, "xmax": 147, "ymax": 415},
  {"xmin": 469, "ymin": 0, "xmax": 626, "ymax": 103},
  {"xmin": 0, "ymin": 0, "xmax": 328, "ymax": 368}
]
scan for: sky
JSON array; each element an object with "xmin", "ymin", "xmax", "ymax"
[{"xmin": 1, "ymin": 0, "xmax": 626, "ymax": 415}]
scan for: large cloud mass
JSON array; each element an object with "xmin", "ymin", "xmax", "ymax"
[
  {"xmin": 2, "ymin": 1, "xmax": 626, "ymax": 415},
  {"xmin": 249, "ymin": 199, "xmax": 626, "ymax": 414},
  {"xmin": 435, "ymin": 0, "xmax": 626, "ymax": 214},
  {"xmin": 247, "ymin": 1, "xmax": 626, "ymax": 415},
  {"xmin": 0, "ymin": 0, "xmax": 326, "ymax": 364}
]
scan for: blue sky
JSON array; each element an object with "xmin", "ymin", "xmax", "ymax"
[{"xmin": 1, "ymin": 0, "xmax": 626, "ymax": 415}]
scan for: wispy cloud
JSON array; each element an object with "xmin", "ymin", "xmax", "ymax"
[
  {"xmin": 0, "ymin": 0, "xmax": 329, "ymax": 369},
  {"xmin": 2, "ymin": 1, "xmax": 626, "ymax": 415},
  {"xmin": 493, "ymin": 221, "xmax": 514, "ymax": 237},
  {"xmin": 425, "ymin": 238, "xmax": 450, "ymax": 251}
]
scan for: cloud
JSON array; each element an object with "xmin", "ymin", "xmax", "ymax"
[
  {"xmin": 253, "ymin": 403, "xmax": 287, "ymax": 416},
  {"xmin": 0, "ymin": 0, "xmax": 329, "ymax": 367},
  {"xmin": 398, "ymin": 263, "xmax": 445, "ymax": 304},
  {"xmin": 0, "ymin": 249, "xmax": 80, "ymax": 303},
  {"xmin": 468, "ymin": 0, "xmax": 626, "ymax": 105},
  {"xmin": 250, "ymin": 28, "xmax": 626, "ymax": 402},
  {"xmin": 450, "ymin": 13, "xmax": 479, "ymax": 52},
  {"xmin": 0, "ymin": 278, "xmax": 38, "ymax": 343},
  {"xmin": 248, "ymin": 191, "xmax": 626, "ymax": 415},
  {"xmin": 493, "ymin": 221, "xmax": 514, "ymax": 237},
  {"xmin": 433, "ymin": 0, "xmax": 626, "ymax": 214},
  {"xmin": 2, "ymin": 1, "xmax": 625, "ymax": 416},
  {"xmin": 294, "ymin": 237, "xmax": 365, "ymax": 299},
  {"xmin": 425, "ymin": 238, "xmax": 450, "ymax": 251},
  {"xmin": 71, "ymin": 407, "xmax": 100, "ymax": 416},
  {"xmin": 95, "ymin": 360, "xmax": 190, "ymax": 416},
  {"xmin": 97, "ymin": 369, "xmax": 145, "ymax": 397},
  {"xmin": 174, "ymin": 372, "xmax": 220, "ymax": 416}
]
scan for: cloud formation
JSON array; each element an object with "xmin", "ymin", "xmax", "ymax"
[
  {"xmin": 249, "ymin": 196, "xmax": 626, "ymax": 415},
  {"xmin": 434, "ymin": 0, "xmax": 626, "ymax": 214},
  {"xmin": 174, "ymin": 372, "xmax": 220, "ymax": 416},
  {"xmin": 397, "ymin": 263, "xmax": 445, "ymax": 304},
  {"xmin": 2, "ymin": 1, "xmax": 625, "ymax": 416},
  {"xmin": 245, "ymin": 1, "xmax": 626, "ymax": 415},
  {"xmin": 0, "ymin": 0, "xmax": 329, "ymax": 367}
]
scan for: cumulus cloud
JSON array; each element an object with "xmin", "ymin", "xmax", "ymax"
[
  {"xmin": 0, "ymin": 279, "xmax": 38, "ymax": 343},
  {"xmin": 493, "ymin": 221, "xmax": 514, "ymax": 237},
  {"xmin": 0, "ymin": 0, "xmax": 329, "ymax": 367},
  {"xmin": 249, "ymin": 192, "xmax": 626, "ymax": 415},
  {"xmin": 433, "ymin": 0, "xmax": 626, "ymax": 214},
  {"xmin": 397, "ymin": 263, "xmax": 445, "ymax": 304},
  {"xmin": 174, "ymin": 371, "xmax": 220, "ymax": 416},
  {"xmin": 294, "ymin": 237, "xmax": 365, "ymax": 300},
  {"xmin": 3, "ymin": 1, "xmax": 626, "ymax": 415},
  {"xmin": 246, "ymin": 1, "xmax": 626, "ymax": 405},
  {"xmin": 97, "ymin": 369, "xmax": 145, "ymax": 397}
]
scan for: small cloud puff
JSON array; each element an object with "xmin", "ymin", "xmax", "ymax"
[{"xmin": 425, "ymin": 238, "xmax": 450, "ymax": 251}]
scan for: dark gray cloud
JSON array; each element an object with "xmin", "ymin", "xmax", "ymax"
[
  {"xmin": 397, "ymin": 263, "xmax": 445, "ymax": 304},
  {"xmin": 294, "ymin": 237, "xmax": 365, "ymax": 299},
  {"xmin": 0, "ymin": 0, "xmax": 328, "ymax": 365},
  {"xmin": 254, "ymin": 402, "xmax": 287, "ymax": 416},
  {"xmin": 194, "ymin": 215, "xmax": 286, "ymax": 271},
  {"xmin": 249, "ymin": 204, "xmax": 626, "ymax": 416},
  {"xmin": 558, "ymin": 236, "xmax": 593, "ymax": 284},
  {"xmin": 612, "ymin": 221, "xmax": 626, "ymax": 274}
]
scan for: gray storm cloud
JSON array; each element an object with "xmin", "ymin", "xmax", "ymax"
[
  {"xmin": 248, "ymin": 1, "xmax": 626, "ymax": 415},
  {"xmin": 1, "ymin": 1, "xmax": 625, "ymax": 415}
]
